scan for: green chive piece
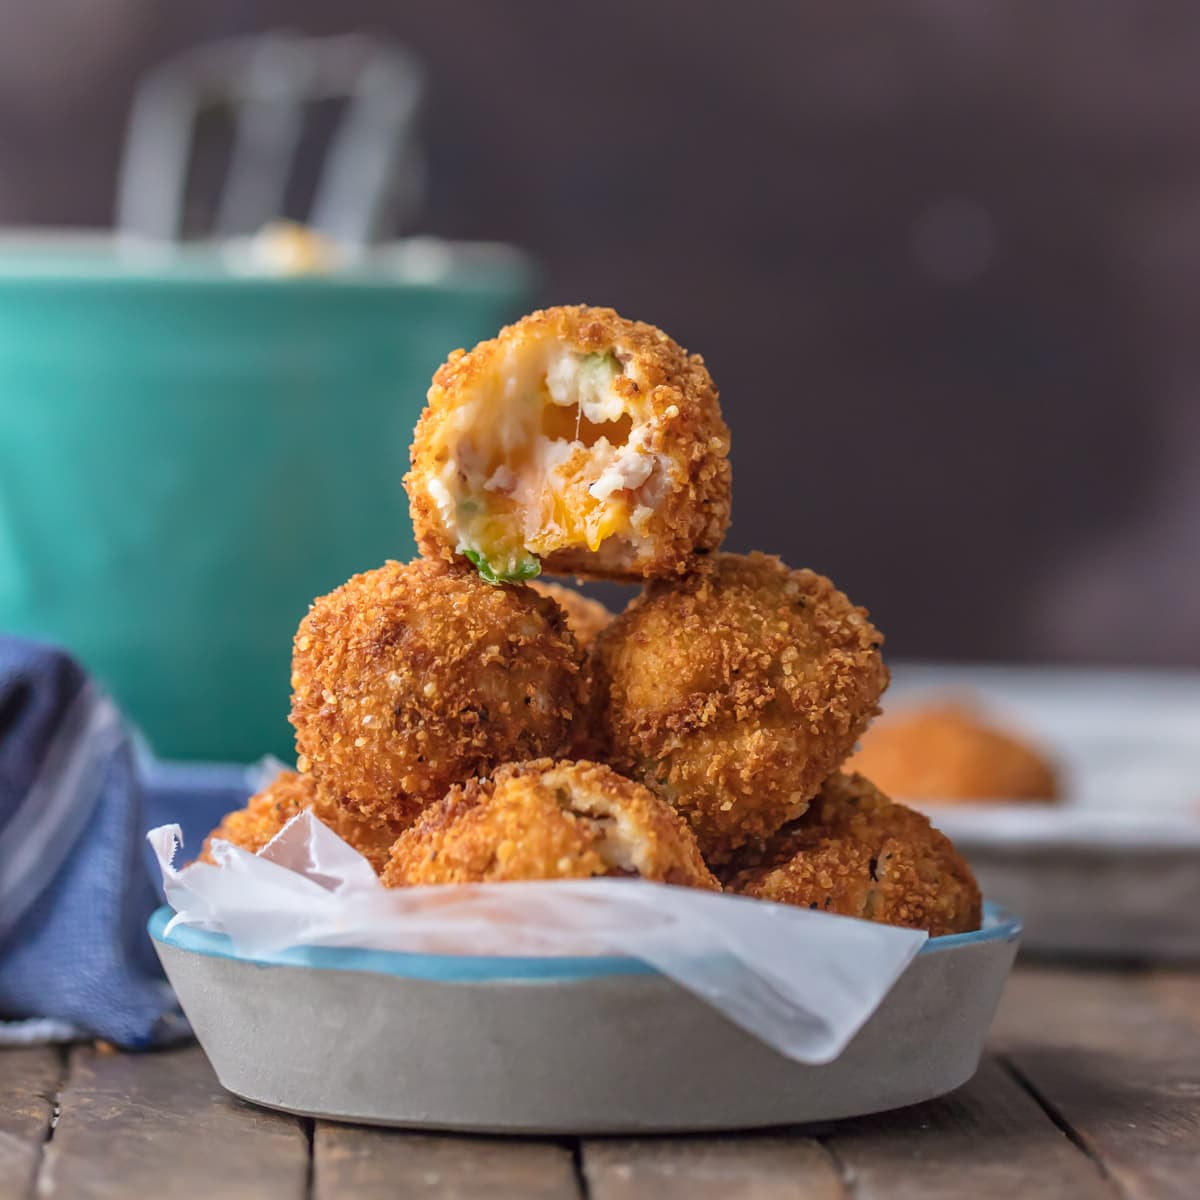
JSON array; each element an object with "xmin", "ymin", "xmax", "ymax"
[{"xmin": 462, "ymin": 547, "xmax": 542, "ymax": 585}]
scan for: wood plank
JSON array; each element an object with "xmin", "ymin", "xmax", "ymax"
[
  {"xmin": 313, "ymin": 1122, "xmax": 580, "ymax": 1199},
  {"xmin": 992, "ymin": 966, "xmax": 1195, "ymax": 1056},
  {"xmin": 0, "ymin": 1047, "xmax": 62, "ymax": 1200},
  {"xmin": 994, "ymin": 966, "xmax": 1200, "ymax": 1200},
  {"xmin": 822, "ymin": 1055, "xmax": 1116, "ymax": 1200},
  {"xmin": 37, "ymin": 1043, "xmax": 308, "ymax": 1200},
  {"xmin": 1148, "ymin": 968, "xmax": 1200, "ymax": 1030},
  {"xmin": 581, "ymin": 1134, "xmax": 843, "ymax": 1200}
]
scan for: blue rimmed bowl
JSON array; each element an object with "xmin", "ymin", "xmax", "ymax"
[{"xmin": 151, "ymin": 902, "xmax": 1020, "ymax": 1133}]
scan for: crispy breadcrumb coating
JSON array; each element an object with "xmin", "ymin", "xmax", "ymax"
[
  {"xmin": 592, "ymin": 552, "xmax": 889, "ymax": 862},
  {"xmin": 197, "ymin": 770, "xmax": 403, "ymax": 873},
  {"xmin": 406, "ymin": 305, "xmax": 732, "ymax": 581},
  {"xmin": 290, "ymin": 559, "xmax": 585, "ymax": 825},
  {"xmin": 529, "ymin": 580, "xmax": 614, "ymax": 653},
  {"xmin": 847, "ymin": 702, "xmax": 1059, "ymax": 803},
  {"xmin": 530, "ymin": 580, "xmax": 615, "ymax": 758},
  {"xmin": 726, "ymin": 772, "xmax": 981, "ymax": 936},
  {"xmin": 382, "ymin": 758, "xmax": 719, "ymax": 889},
  {"xmin": 332, "ymin": 802, "xmax": 411, "ymax": 873}
]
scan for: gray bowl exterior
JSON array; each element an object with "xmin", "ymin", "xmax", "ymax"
[
  {"xmin": 965, "ymin": 846, "xmax": 1200, "ymax": 960},
  {"xmin": 154, "ymin": 932, "xmax": 1018, "ymax": 1134}
]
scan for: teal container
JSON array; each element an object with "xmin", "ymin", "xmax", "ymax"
[{"xmin": 0, "ymin": 237, "xmax": 534, "ymax": 761}]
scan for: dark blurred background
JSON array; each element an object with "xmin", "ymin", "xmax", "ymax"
[{"xmin": 2, "ymin": 0, "xmax": 1197, "ymax": 666}]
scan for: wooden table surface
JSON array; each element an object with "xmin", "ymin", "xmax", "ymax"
[{"xmin": 4, "ymin": 963, "xmax": 1199, "ymax": 1199}]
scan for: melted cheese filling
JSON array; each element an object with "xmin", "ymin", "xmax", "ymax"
[{"xmin": 427, "ymin": 339, "xmax": 670, "ymax": 576}]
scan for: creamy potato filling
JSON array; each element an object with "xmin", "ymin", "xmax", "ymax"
[
  {"xmin": 545, "ymin": 767, "xmax": 652, "ymax": 877},
  {"xmin": 426, "ymin": 338, "xmax": 670, "ymax": 582}
]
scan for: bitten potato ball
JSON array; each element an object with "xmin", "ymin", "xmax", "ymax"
[
  {"xmin": 726, "ymin": 772, "xmax": 981, "ymax": 936},
  {"xmin": 592, "ymin": 552, "xmax": 889, "ymax": 862},
  {"xmin": 290, "ymin": 559, "xmax": 585, "ymax": 825},
  {"xmin": 198, "ymin": 770, "xmax": 403, "ymax": 873},
  {"xmin": 405, "ymin": 305, "xmax": 732, "ymax": 582},
  {"xmin": 381, "ymin": 758, "xmax": 719, "ymax": 889},
  {"xmin": 529, "ymin": 580, "xmax": 614, "ymax": 653},
  {"xmin": 847, "ymin": 702, "xmax": 1059, "ymax": 803}
]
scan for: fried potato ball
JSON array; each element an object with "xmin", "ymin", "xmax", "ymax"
[
  {"xmin": 198, "ymin": 770, "xmax": 403, "ymax": 873},
  {"xmin": 529, "ymin": 580, "xmax": 614, "ymax": 653},
  {"xmin": 381, "ymin": 758, "xmax": 719, "ymax": 889},
  {"xmin": 847, "ymin": 702, "xmax": 1059, "ymax": 803},
  {"xmin": 290, "ymin": 559, "xmax": 585, "ymax": 825},
  {"xmin": 405, "ymin": 305, "xmax": 732, "ymax": 582},
  {"xmin": 726, "ymin": 772, "xmax": 981, "ymax": 936},
  {"xmin": 592, "ymin": 552, "xmax": 889, "ymax": 862}
]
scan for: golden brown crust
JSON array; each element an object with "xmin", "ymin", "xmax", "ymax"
[
  {"xmin": 529, "ymin": 580, "xmax": 614, "ymax": 653},
  {"xmin": 847, "ymin": 703, "xmax": 1059, "ymax": 803},
  {"xmin": 591, "ymin": 552, "xmax": 889, "ymax": 862},
  {"xmin": 530, "ymin": 580, "xmax": 615, "ymax": 757},
  {"xmin": 289, "ymin": 559, "xmax": 585, "ymax": 825},
  {"xmin": 726, "ymin": 772, "xmax": 981, "ymax": 936},
  {"xmin": 328, "ymin": 797, "xmax": 412, "ymax": 874},
  {"xmin": 381, "ymin": 758, "xmax": 719, "ymax": 889},
  {"xmin": 405, "ymin": 305, "xmax": 732, "ymax": 580},
  {"xmin": 198, "ymin": 770, "xmax": 406, "ymax": 873}
]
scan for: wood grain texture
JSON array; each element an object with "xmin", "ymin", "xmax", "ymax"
[
  {"xmin": 1149, "ymin": 969, "xmax": 1200, "ymax": 1030},
  {"xmin": 582, "ymin": 1135, "xmax": 843, "ymax": 1200},
  {"xmin": 996, "ymin": 967, "xmax": 1200, "ymax": 1200},
  {"xmin": 9, "ymin": 964, "xmax": 1200, "ymax": 1200},
  {"xmin": 314, "ymin": 1123, "xmax": 580, "ymax": 1199},
  {"xmin": 0, "ymin": 1047, "xmax": 61, "ymax": 1200},
  {"xmin": 823, "ymin": 1055, "xmax": 1117, "ymax": 1200},
  {"xmin": 36, "ymin": 1044, "xmax": 308, "ymax": 1200}
]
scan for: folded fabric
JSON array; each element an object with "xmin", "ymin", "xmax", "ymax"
[{"xmin": 0, "ymin": 636, "xmax": 186, "ymax": 1047}]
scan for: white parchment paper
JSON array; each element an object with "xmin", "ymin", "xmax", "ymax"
[{"xmin": 149, "ymin": 813, "xmax": 927, "ymax": 1064}]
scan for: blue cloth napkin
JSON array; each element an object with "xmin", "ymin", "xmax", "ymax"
[{"xmin": 0, "ymin": 637, "xmax": 190, "ymax": 1047}]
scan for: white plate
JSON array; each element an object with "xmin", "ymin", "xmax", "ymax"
[
  {"xmin": 885, "ymin": 662, "xmax": 1200, "ymax": 958},
  {"xmin": 151, "ymin": 903, "xmax": 1019, "ymax": 1134}
]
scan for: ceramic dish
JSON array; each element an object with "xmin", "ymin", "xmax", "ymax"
[
  {"xmin": 886, "ymin": 662, "xmax": 1200, "ymax": 960},
  {"xmin": 151, "ymin": 902, "xmax": 1020, "ymax": 1134}
]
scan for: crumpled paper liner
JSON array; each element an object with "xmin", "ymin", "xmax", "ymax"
[{"xmin": 148, "ymin": 812, "xmax": 927, "ymax": 1064}]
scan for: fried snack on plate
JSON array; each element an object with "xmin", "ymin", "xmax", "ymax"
[
  {"xmin": 290, "ymin": 559, "xmax": 585, "ymax": 825},
  {"xmin": 726, "ymin": 772, "xmax": 981, "ymax": 936},
  {"xmin": 381, "ymin": 758, "xmax": 719, "ymax": 889},
  {"xmin": 405, "ymin": 305, "xmax": 732, "ymax": 582},
  {"xmin": 198, "ymin": 770, "xmax": 403, "ymax": 873},
  {"xmin": 529, "ymin": 580, "xmax": 614, "ymax": 653},
  {"xmin": 848, "ymin": 702, "xmax": 1059, "ymax": 804},
  {"xmin": 592, "ymin": 552, "xmax": 888, "ymax": 863}
]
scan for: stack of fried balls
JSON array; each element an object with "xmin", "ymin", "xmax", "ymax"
[{"xmin": 202, "ymin": 305, "xmax": 981, "ymax": 936}]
